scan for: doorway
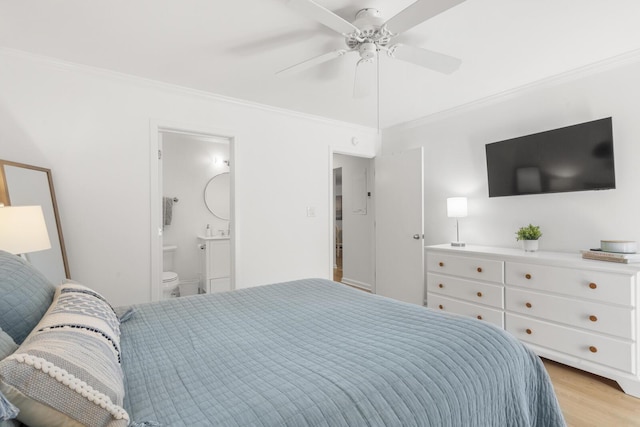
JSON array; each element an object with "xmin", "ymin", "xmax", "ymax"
[
  {"xmin": 161, "ymin": 131, "xmax": 231, "ymax": 299},
  {"xmin": 150, "ymin": 122, "xmax": 235, "ymax": 302},
  {"xmin": 333, "ymin": 167, "xmax": 343, "ymax": 282},
  {"xmin": 332, "ymin": 153, "xmax": 375, "ymax": 292}
]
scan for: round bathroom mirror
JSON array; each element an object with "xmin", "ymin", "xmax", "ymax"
[{"xmin": 204, "ymin": 172, "xmax": 230, "ymax": 220}]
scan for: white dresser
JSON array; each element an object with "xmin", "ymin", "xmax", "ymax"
[
  {"xmin": 425, "ymin": 244, "xmax": 640, "ymax": 398},
  {"xmin": 198, "ymin": 236, "xmax": 231, "ymax": 293}
]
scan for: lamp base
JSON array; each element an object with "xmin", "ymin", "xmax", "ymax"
[{"xmin": 451, "ymin": 242, "xmax": 466, "ymax": 247}]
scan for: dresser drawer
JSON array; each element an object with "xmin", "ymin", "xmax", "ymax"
[
  {"xmin": 506, "ymin": 313, "xmax": 635, "ymax": 374},
  {"xmin": 506, "ymin": 288, "xmax": 633, "ymax": 339},
  {"xmin": 428, "ymin": 294, "xmax": 504, "ymax": 328},
  {"xmin": 427, "ymin": 253, "xmax": 504, "ymax": 284},
  {"xmin": 427, "ymin": 273, "xmax": 504, "ymax": 309},
  {"xmin": 505, "ymin": 262, "xmax": 633, "ymax": 306}
]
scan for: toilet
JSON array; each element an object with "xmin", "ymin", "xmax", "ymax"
[
  {"xmin": 162, "ymin": 271, "xmax": 179, "ymax": 299},
  {"xmin": 162, "ymin": 245, "xmax": 180, "ymax": 299}
]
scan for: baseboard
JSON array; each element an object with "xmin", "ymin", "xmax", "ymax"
[{"xmin": 340, "ymin": 277, "xmax": 373, "ymax": 292}]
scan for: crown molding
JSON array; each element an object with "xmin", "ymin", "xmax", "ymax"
[
  {"xmin": 0, "ymin": 47, "xmax": 379, "ymax": 135},
  {"xmin": 384, "ymin": 48, "xmax": 640, "ymax": 134},
  {"xmin": 6, "ymin": 45, "xmax": 639, "ymax": 137}
]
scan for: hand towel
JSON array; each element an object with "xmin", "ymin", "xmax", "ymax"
[{"xmin": 163, "ymin": 197, "xmax": 173, "ymax": 226}]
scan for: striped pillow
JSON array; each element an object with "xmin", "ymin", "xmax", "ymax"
[{"xmin": 0, "ymin": 283, "xmax": 129, "ymax": 427}]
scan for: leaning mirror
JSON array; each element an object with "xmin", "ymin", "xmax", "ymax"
[
  {"xmin": 0, "ymin": 160, "xmax": 70, "ymax": 284},
  {"xmin": 204, "ymin": 172, "xmax": 230, "ymax": 220}
]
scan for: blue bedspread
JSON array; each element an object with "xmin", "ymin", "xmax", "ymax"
[{"xmin": 119, "ymin": 279, "xmax": 565, "ymax": 426}]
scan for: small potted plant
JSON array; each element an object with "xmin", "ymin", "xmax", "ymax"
[{"xmin": 516, "ymin": 224, "xmax": 542, "ymax": 252}]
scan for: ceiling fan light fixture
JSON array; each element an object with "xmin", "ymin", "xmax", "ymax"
[{"xmin": 358, "ymin": 42, "xmax": 377, "ymax": 60}]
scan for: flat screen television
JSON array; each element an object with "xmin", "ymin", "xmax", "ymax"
[{"xmin": 485, "ymin": 117, "xmax": 615, "ymax": 197}]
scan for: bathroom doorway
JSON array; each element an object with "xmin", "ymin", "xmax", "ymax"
[{"xmin": 150, "ymin": 122, "xmax": 235, "ymax": 302}]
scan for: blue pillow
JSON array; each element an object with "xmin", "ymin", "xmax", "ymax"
[
  {"xmin": 0, "ymin": 328, "xmax": 17, "ymax": 360},
  {"xmin": 0, "ymin": 251, "xmax": 55, "ymax": 344}
]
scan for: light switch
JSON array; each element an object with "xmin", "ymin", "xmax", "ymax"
[{"xmin": 306, "ymin": 206, "xmax": 316, "ymax": 217}]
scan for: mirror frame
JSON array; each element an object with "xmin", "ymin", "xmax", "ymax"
[
  {"xmin": 204, "ymin": 172, "xmax": 230, "ymax": 220},
  {"xmin": 0, "ymin": 159, "xmax": 70, "ymax": 279}
]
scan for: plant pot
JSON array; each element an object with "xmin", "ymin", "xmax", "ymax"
[{"xmin": 522, "ymin": 240, "xmax": 539, "ymax": 252}]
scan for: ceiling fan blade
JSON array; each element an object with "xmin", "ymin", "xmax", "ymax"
[
  {"xmin": 287, "ymin": 0, "xmax": 360, "ymax": 35},
  {"xmin": 388, "ymin": 44, "xmax": 461, "ymax": 74},
  {"xmin": 276, "ymin": 49, "xmax": 349, "ymax": 76},
  {"xmin": 353, "ymin": 59, "xmax": 375, "ymax": 98},
  {"xmin": 384, "ymin": 0, "xmax": 466, "ymax": 35}
]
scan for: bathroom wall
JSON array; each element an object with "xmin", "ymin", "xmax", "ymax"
[{"xmin": 162, "ymin": 132, "xmax": 230, "ymax": 283}]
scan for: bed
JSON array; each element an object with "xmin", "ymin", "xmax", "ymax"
[{"xmin": 0, "ymin": 250, "xmax": 565, "ymax": 426}]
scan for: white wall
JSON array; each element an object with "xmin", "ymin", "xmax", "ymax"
[
  {"xmin": 383, "ymin": 56, "xmax": 640, "ymax": 253},
  {"xmin": 0, "ymin": 49, "xmax": 379, "ymax": 306},
  {"xmin": 333, "ymin": 154, "xmax": 375, "ymax": 290},
  {"xmin": 162, "ymin": 132, "xmax": 230, "ymax": 282}
]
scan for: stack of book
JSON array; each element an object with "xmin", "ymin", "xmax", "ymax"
[{"xmin": 581, "ymin": 250, "xmax": 640, "ymax": 264}]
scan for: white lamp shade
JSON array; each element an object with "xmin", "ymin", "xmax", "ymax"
[
  {"xmin": 447, "ymin": 197, "xmax": 468, "ymax": 218},
  {"xmin": 0, "ymin": 206, "xmax": 51, "ymax": 255}
]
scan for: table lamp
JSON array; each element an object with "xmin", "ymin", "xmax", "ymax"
[
  {"xmin": 447, "ymin": 197, "xmax": 467, "ymax": 247},
  {"xmin": 0, "ymin": 205, "xmax": 51, "ymax": 259}
]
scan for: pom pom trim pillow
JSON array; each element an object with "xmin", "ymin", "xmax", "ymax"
[{"xmin": 0, "ymin": 283, "xmax": 129, "ymax": 427}]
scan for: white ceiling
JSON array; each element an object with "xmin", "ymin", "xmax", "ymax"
[{"xmin": 2, "ymin": 0, "xmax": 640, "ymax": 129}]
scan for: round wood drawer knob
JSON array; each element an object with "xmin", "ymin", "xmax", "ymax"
[
  {"xmin": 525, "ymin": 302, "xmax": 532, "ymax": 308},
  {"xmin": 439, "ymin": 262, "xmax": 444, "ymax": 267},
  {"xmin": 525, "ymin": 274, "xmax": 532, "ymax": 280},
  {"xmin": 438, "ymin": 283, "xmax": 444, "ymax": 288},
  {"xmin": 525, "ymin": 328, "xmax": 532, "ymax": 335},
  {"xmin": 476, "ymin": 315, "xmax": 483, "ymax": 320},
  {"xmin": 589, "ymin": 346, "xmax": 598, "ymax": 353},
  {"xmin": 477, "ymin": 267, "xmax": 483, "ymax": 273},
  {"xmin": 476, "ymin": 292, "xmax": 483, "ymax": 298},
  {"xmin": 438, "ymin": 304, "xmax": 444, "ymax": 310},
  {"xmin": 589, "ymin": 282, "xmax": 598, "ymax": 289},
  {"xmin": 589, "ymin": 315, "xmax": 598, "ymax": 322}
]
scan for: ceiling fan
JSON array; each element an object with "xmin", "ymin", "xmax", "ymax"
[{"xmin": 277, "ymin": 0, "xmax": 466, "ymax": 97}]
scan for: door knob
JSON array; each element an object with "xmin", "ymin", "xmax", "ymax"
[{"xmin": 413, "ymin": 234, "xmax": 421, "ymax": 240}]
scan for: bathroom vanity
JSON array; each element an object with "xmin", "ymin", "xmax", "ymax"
[{"xmin": 198, "ymin": 236, "xmax": 231, "ymax": 293}]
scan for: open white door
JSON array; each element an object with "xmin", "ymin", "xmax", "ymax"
[{"xmin": 374, "ymin": 148, "xmax": 424, "ymax": 305}]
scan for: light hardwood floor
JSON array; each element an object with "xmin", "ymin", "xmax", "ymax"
[
  {"xmin": 333, "ymin": 252, "xmax": 343, "ymax": 282},
  {"xmin": 542, "ymin": 358, "xmax": 640, "ymax": 426}
]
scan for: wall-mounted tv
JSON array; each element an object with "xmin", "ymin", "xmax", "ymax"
[{"xmin": 485, "ymin": 117, "xmax": 615, "ymax": 198}]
